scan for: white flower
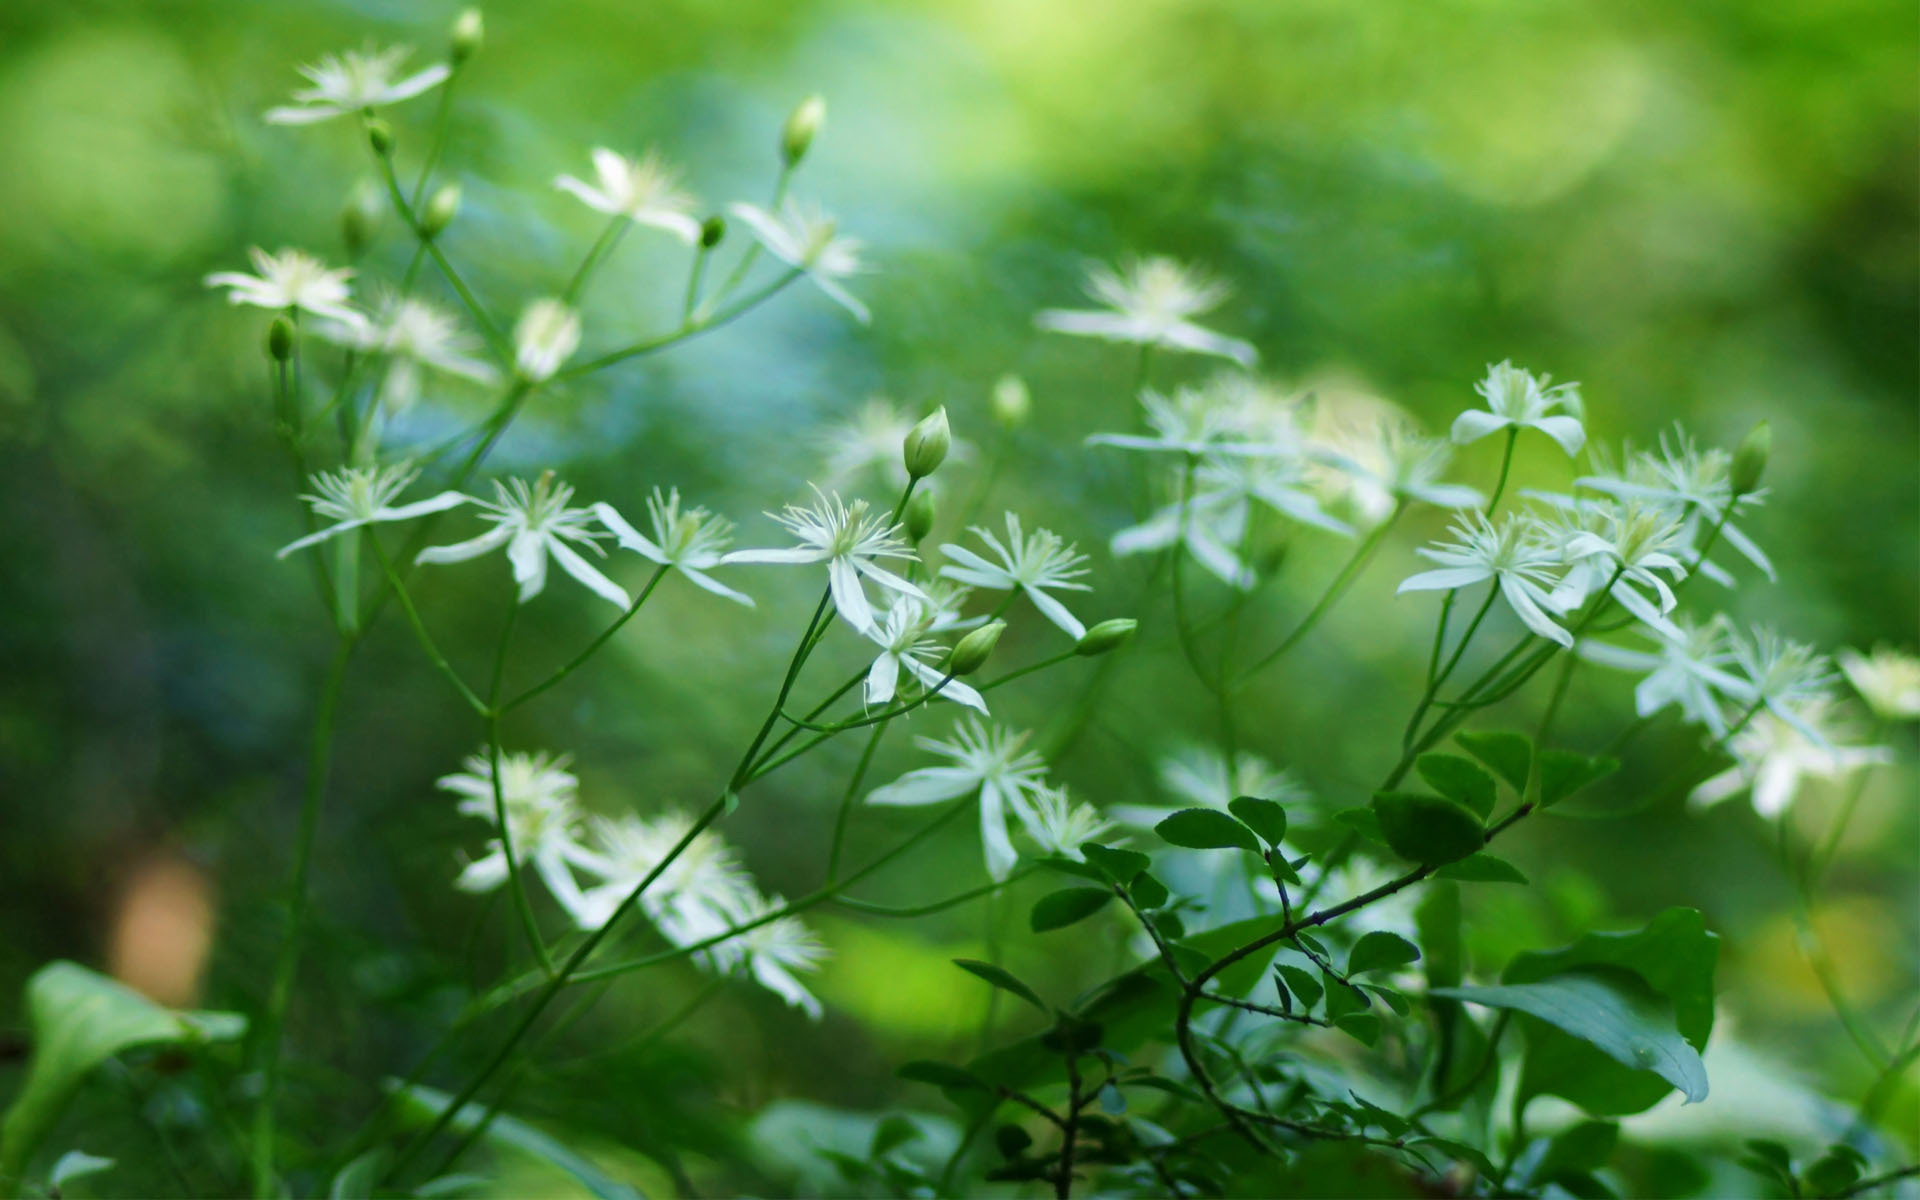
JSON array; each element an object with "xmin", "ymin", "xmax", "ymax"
[
  {"xmin": 722, "ymin": 487, "xmax": 924, "ymax": 635},
  {"xmin": 1551, "ymin": 502, "xmax": 1692, "ymax": 640},
  {"xmin": 416, "ymin": 474, "xmax": 631, "ymax": 609},
  {"xmin": 1578, "ymin": 616, "xmax": 1755, "ymax": 737},
  {"xmin": 204, "ymin": 247, "xmax": 365, "ymax": 327},
  {"xmin": 1728, "ymin": 626, "xmax": 1839, "ymax": 746},
  {"xmin": 1086, "ymin": 385, "xmax": 1293, "ymax": 457},
  {"xmin": 1320, "ymin": 426, "xmax": 1485, "ymax": 523},
  {"xmin": 1398, "ymin": 512, "xmax": 1573, "ymax": 647},
  {"xmin": 860, "ymin": 595, "xmax": 989, "ymax": 714},
  {"xmin": 1020, "ymin": 785, "xmax": 1116, "ymax": 860},
  {"xmin": 569, "ymin": 812, "xmax": 755, "ymax": 945},
  {"xmin": 592, "ymin": 490, "xmax": 753, "ymax": 607},
  {"xmin": 513, "ymin": 299, "xmax": 581, "ymax": 382},
  {"xmin": 866, "ymin": 719, "xmax": 1050, "ymax": 880},
  {"xmin": 555, "ymin": 148, "xmax": 701, "ymax": 244},
  {"xmin": 1036, "ymin": 256, "xmax": 1256, "ymax": 367},
  {"xmin": 939, "ymin": 514, "xmax": 1092, "ymax": 639},
  {"xmin": 1576, "ymin": 429, "xmax": 1773, "ymax": 582},
  {"xmin": 440, "ymin": 750, "xmax": 596, "ymax": 913},
  {"xmin": 316, "ymin": 294, "xmax": 499, "ymax": 413},
  {"xmin": 1691, "ymin": 699, "xmax": 1891, "ymax": 818},
  {"xmin": 1110, "ymin": 747, "xmax": 1306, "ymax": 828},
  {"xmin": 1451, "ymin": 361, "xmax": 1585, "ymax": 457},
  {"xmin": 819, "ymin": 398, "xmax": 972, "ymax": 489},
  {"xmin": 277, "ymin": 462, "xmax": 467, "ymax": 557},
  {"xmin": 1838, "ymin": 646, "xmax": 1920, "ymax": 722},
  {"xmin": 264, "ymin": 46, "xmax": 452, "ymax": 125},
  {"xmin": 727, "ymin": 200, "xmax": 869, "ymax": 323},
  {"xmin": 1111, "ymin": 456, "xmax": 1352, "ymax": 590},
  {"xmin": 727, "ymin": 892, "xmax": 829, "ymax": 1019}
]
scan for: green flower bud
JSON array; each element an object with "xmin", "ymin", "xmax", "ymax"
[
  {"xmin": 946, "ymin": 620, "xmax": 1007, "ymax": 677},
  {"xmin": 991, "ymin": 373, "xmax": 1030, "ymax": 428},
  {"xmin": 1731, "ymin": 420, "xmax": 1770, "ymax": 496},
  {"xmin": 904, "ymin": 488, "xmax": 936, "ymax": 543},
  {"xmin": 781, "ymin": 94, "xmax": 826, "ymax": 166},
  {"xmin": 1074, "ymin": 618, "xmax": 1137, "ymax": 657},
  {"xmin": 366, "ymin": 117, "xmax": 394, "ymax": 157},
  {"xmin": 421, "ymin": 183, "xmax": 461, "ymax": 239},
  {"xmin": 903, "ymin": 406, "xmax": 951, "ymax": 480},
  {"xmin": 450, "ymin": 9, "xmax": 484, "ymax": 63},
  {"xmin": 700, "ymin": 215, "xmax": 726, "ymax": 248},
  {"xmin": 267, "ymin": 317, "xmax": 295, "ymax": 362},
  {"xmin": 340, "ymin": 181, "xmax": 381, "ymax": 257}
]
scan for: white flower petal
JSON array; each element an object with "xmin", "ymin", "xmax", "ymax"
[{"xmin": 548, "ymin": 537, "xmax": 632, "ymax": 610}]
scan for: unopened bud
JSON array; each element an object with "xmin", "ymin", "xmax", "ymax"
[
  {"xmin": 946, "ymin": 620, "xmax": 1006, "ymax": 677},
  {"xmin": 450, "ymin": 9, "xmax": 484, "ymax": 63},
  {"xmin": 904, "ymin": 489, "xmax": 936, "ymax": 543},
  {"xmin": 700, "ymin": 215, "xmax": 726, "ymax": 248},
  {"xmin": 267, "ymin": 317, "xmax": 295, "ymax": 362},
  {"xmin": 903, "ymin": 406, "xmax": 951, "ymax": 479},
  {"xmin": 991, "ymin": 374, "xmax": 1030, "ymax": 428},
  {"xmin": 1730, "ymin": 420, "xmax": 1770, "ymax": 496},
  {"xmin": 366, "ymin": 117, "xmax": 394, "ymax": 157},
  {"xmin": 341, "ymin": 180, "xmax": 381, "ymax": 256},
  {"xmin": 1074, "ymin": 618, "xmax": 1137, "ymax": 657},
  {"xmin": 421, "ymin": 184, "xmax": 461, "ymax": 239},
  {"xmin": 781, "ymin": 94, "xmax": 826, "ymax": 166}
]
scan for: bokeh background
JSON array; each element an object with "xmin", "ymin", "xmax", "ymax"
[{"xmin": 0, "ymin": 0, "xmax": 1914, "ymax": 1195}]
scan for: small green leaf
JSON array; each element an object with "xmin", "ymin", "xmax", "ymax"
[
  {"xmin": 1040, "ymin": 857, "xmax": 1106, "ymax": 882},
  {"xmin": 1417, "ymin": 754, "xmax": 1497, "ymax": 818},
  {"xmin": 1372, "ymin": 791, "xmax": 1485, "ymax": 866},
  {"xmin": 1332, "ymin": 807, "xmax": 1387, "ymax": 844},
  {"xmin": 1030, "ymin": 888, "xmax": 1114, "ymax": 932},
  {"xmin": 1802, "ymin": 1151, "xmax": 1864, "ymax": 1196},
  {"xmin": 1270, "ymin": 971, "xmax": 1293, "ymax": 1014},
  {"xmin": 1323, "ymin": 971, "xmax": 1370, "ymax": 1020},
  {"xmin": 1080, "ymin": 843, "xmax": 1150, "ymax": 882},
  {"xmin": 1335, "ymin": 1013, "xmax": 1382, "ymax": 1046},
  {"xmin": 899, "ymin": 1060, "xmax": 988, "ymax": 1091},
  {"xmin": 870, "ymin": 1115, "xmax": 921, "ymax": 1159},
  {"xmin": 953, "ymin": 959, "xmax": 1048, "ymax": 1011},
  {"xmin": 1456, "ymin": 730, "xmax": 1533, "ymax": 791},
  {"xmin": 1437, "ymin": 853, "xmax": 1529, "ymax": 884},
  {"xmin": 1129, "ymin": 872, "xmax": 1170, "ymax": 910},
  {"xmin": 1347, "ymin": 931, "xmax": 1421, "ymax": 976},
  {"xmin": 1268, "ymin": 853, "xmax": 1302, "ymax": 886},
  {"xmin": 994, "ymin": 1123, "xmax": 1032, "ymax": 1158},
  {"xmin": 1364, "ymin": 985, "xmax": 1411, "ymax": 1017},
  {"xmin": 1227, "ymin": 796, "xmax": 1288, "ymax": 845},
  {"xmin": 1154, "ymin": 808, "xmax": 1261, "ymax": 853},
  {"xmin": 327, "ymin": 1149, "xmax": 388, "ymax": 1200},
  {"xmin": 1276, "ymin": 964, "xmax": 1322, "ymax": 1008},
  {"xmin": 1539, "ymin": 751, "xmax": 1620, "ymax": 808}
]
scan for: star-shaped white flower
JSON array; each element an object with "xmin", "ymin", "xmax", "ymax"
[
  {"xmin": 1452, "ymin": 360, "xmax": 1585, "ymax": 457},
  {"xmin": 1398, "ymin": 512, "xmax": 1573, "ymax": 647},
  {"xmin": 512, "ymin": 299, "xmax": 581, "ymax": 382},
  {"xmin": 416, "ymin": 474, "xmax": 631, "ymax": 609},
  {"xmin": 940, "ymin": 513, "xmax": 1092, "ymax": 639},
  {"xmin": 1691, "ymin": 699, "xmax": 1890, "ymax": 818},
  {"xmin": 277, "ymin": 462, "xmax": 467, "ymax": 558},
  {"xmin": 264, "ymin": 45, "xmax": 451, "ymax": 125},
  {"xmin": 440, "ymin": 750, "xmax": 596, "ymax": 913},
  {"xmin": 722, "ymin": 487, "xmax": 924, "ymax": 634},
  {"xmin": 315, "ymin": 294, "xmax": 499, "ymax": 414},
  {"xmin": 204, "ymin": 247, "xmax": 365, "ymax": 328},
  {"xmin": 1576, "ymin": 428, "xmax": 1773, "ymax": 582},
  {"xmin": 1577, "ymin": 615, "xmax": 1755, "ymax": 737},
  {"xmin": 866, "ymin": 719, "xmax": 1050, "ymax": 880},
  {"xmin": 1728, "ymin": 625, "xmax": 1839, "ymax": 747},
  {"xmin": 1111, "ymin": 456, "xmax": 1352, "ymax": 590},
  {"xmin": 818, "ymin": 397, "xmax": 973, "ymax": 489},
  {"xmin": 555, "ymin": 148, "xmax": 701, "ymax": 244},
  {"xmin": 1086, "ymin": 386, "xmax": 1293, "ymax": 457},
  {"xmin": 1318, "ymin": 426, "xmax": 1485, "ymax": 524},
  {"xmin": 1109, "ymin": 747, "xmax": 1307, "ymax": 829},
  {"xmin": 725, "ymin": 892, "xmax": 829, "ymax": 1020},
  {"xmin": 860, "ymin": 595, "xmax": 988, "ymax": 714},
  {"xmin": 569, "ymin": 812, "xmax": 755, "ymax": 944},
  {"xmin": 727, "ymin": 200, "xmax": 869, "ymax": 323},
  {"xmin": 1551, "ymin": 502, "xmax": 1692, "ymax": 640},
  {"xmin": 593, "ymin": 489, "xmax": 753, "ymax": 607},
  {"xmin": 1036, "ymin": 256, "xmax": 1256, "ymax": 367},
  {"xmin": 1838, "ymin": 645, "xmax": 1920, "ymax": 722},
  {"xmin": 1020, "ymin": 785, "xmax": 1116, "ymax": 861}
]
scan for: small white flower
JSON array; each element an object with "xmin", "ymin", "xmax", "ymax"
[
  {"xmin": 1110, "ymin": 747, "xmax": 1306, "ymax": 828},
  {"xmin": 264, "ymin": 45, "xmax": 452, "ymax": 125},
  {"xmin": 416, "ymin": 474, "xmax": 631, "ymax": 609},
  {"xmin": 727, "ymin": 892, "xmax": 830, "ymax": 1019},
  {"xmin": 722, "ymin": 487, "xmax": 924, "ymax": 635},
  {"xmin": 1036, "ymin": 256, "xmax": 1256, "ymax": 367},
  {"xmin": 1691, "ymin": 699, "xmax": 1891, "ymax": 818},
  {"xmin": 204, "ymin": 247, "xmax": 365, "ymax": 327},
  {"xmin": 513, "ymin": 299, "xmax": 581, "ymax": 382},
  {"xmin": 1112, "ymin": 456, "xmax": 1352, "ymax": 590},
  {"xmin": 1398, "ymin": 512, "xmax": 1573, "ymax": 647},
  {"xmin": 1020, "ymin": 785, "xmax": 1117, "ymax": 860},
  {"xmin": 1577, "ymin": 429, "xmax": 1773, "ymax": 582},
  {"xmin": 1320, "ymin": 426, "xmax": 1485, "ymax": 523},
  {"xmin": 440, "ymin": 750, "xmax": 596, "ymax": 912},
  {"xmin": 1578, "ymin": 615, "xmax": 1755, "ymax": 737},
  {"xmin": 940, "ymin": 513, "xmax": 1092, "ymax": 639},
  {"xmin": 866, "ymin": 718, "xmax": 1050, "ymax": 880},
  {"xmin": 727, "ymin": 200, "xmax": 869, "ymax": 323},
  {"xmin": 277, "ymin": 462, "xmax": 467, "ymax": 558},
  {"xmin": 860, "ymin": 595, "xmax": 989, "ymax": 714},
  {"xmin": 555, "ymin": 148, "xmax": 702, "ymax": 244},
  {"xmin": 1086, "ymin": 385, "xmax": 1293, "ymax": 457},
  {"xmin": 570, "ymin": 812, "xmax": 755, "ymax": 944},
  {"xmin": 1451, "ymin": 361, "xmax": 1585, "ymax": 457},
  {"xmin": 1838, "ymin": 645, "xmax": 1920, "ymax": 722},
  {"xmin": 1552, "ymin": 502, "xmax": 1692, "ymax": 640},
  {"xmin": 316, "ymin": 294, "xmax": 499, "ymax": 413},
  {"xmin": 593, "ymin": 489, "xmax": 753, "ymax": 607},
  {"xmin": 1728, "ymin": 625, "xmax": 1839, "ymax": 746}
]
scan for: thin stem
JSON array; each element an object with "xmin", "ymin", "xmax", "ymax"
[
  {"xmin": 1402, "ymin": 585, "xmax": 1499, "ymax": 749},
  {"xmin": 1832, "ymin": 1166, "xmax": 1920, "ymax": 1199},
  {"xmin": 556, "ymin": 268, "xmax": 802, "ymax": 380},
  {"xmin": 560, "ymin": 217, "xmax": 628, "ymax": 306},
  {"xmin": 828, "ymin": 723, "xmax": 890, "ymax": 878},
  {"xmin": 1237, "ymin": 502, "xmax": 1404, "ymax": 682},
  {"xmin": 485, "ymin": 602, "xmax": 553, "ymax": 977},
  {"xmin": 370, "ymin": 138, "xmax": 509, "ymax": 364},
  {"xmin": 1056, "ymin": 1053, "xmax": 1082, "ymax": 1200},
  {"xmin": 709, "ymin": 163, "xmax": 792, "ymax": 304},
  {"xmin": 1484, "ymin": 428, "xmax": 1519, "ymax": 516},
  {"xmin": 682, "ymin": 241, "xmax": 713, "ymax": 322},
  {"xmin": 370, "ymin": 537, "xmax": 486, "ymax": 713},
  {"xmin": 504, "ymin": 566, "xmax": 670, "ymax": 711},
  {"xmin": 830, "ymin": 871, "xmax": 1029, "ymax": 918},
  {"xmin": 408, "ymin": 65, "xmax": 462, "ymax": 210}
]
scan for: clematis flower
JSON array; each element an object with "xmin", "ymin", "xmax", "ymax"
[
  {"xmin": 1036, "ymin": 256, "xmax": 1256, "ymax": 366},
  {"xmin": 555, "ymin": 148, "xmax": 701, "ymax": 243},
  {"xmin": 1838, "ymin": 645, "xmax": 1920, "ymax": 722},
  {"xmin": 1728, "ymin": 625, "xmax": 1840, "ymax": 747},
  {"xmin": 1577, "ymin": 429, "xmax": 1773, "ymax": 582},
  {"xmin": 723, "ymin": 892, "xmax": 829, "ymax": 1019},
  {"xmin": 1112, "ymin": 456, "xmax": 1352, "ymax": 590},
  {"xmin": 723, "ymin": 487, "xmax": 924, "ymax": 634},
  {"xmin": 866, "ymin": 719, "xmax": 1050, "ymax": 880},
  {"xmin": 1551, "ymin": 502, "xmax": 1692, "ymax": 640},
  {"xmin": 1578, "ymin": 616, "xmax": 1755, "ymax": 737},
  {"xmin": 727, "ymin": 200, "xmax": 869, "ymax": 322},
  {"xmin": 1399, "ymin": 512, "xmax": 1573, "ymax": 647},
  {"xmin": 264, "ymin": 46, "xmax": 451, "ymax": 125},
  {"xmin": 860, "ymin": 595, "xmax": 988, "ymax": 714},
  {"xmin": 1691, "ymin": 699, "xmax": 1891, "ymax": 818},
  {"xmin": 1020, "ymin": 785, "xmax": 1116, "ymax": 860},
  {"xmin": 315, "ymin": 294, "xmax": 499, "ymax": 414},
  {"xmin": 1110, "ymin": 747, "xmax": 1307, "ymax": 829},
  {"xmin": 277, "ymin": 462, "xmax": 467, "ymax": 558},
  {"xmin": 204, "ymin": 247, "xmax": 365, "ymax": 327},
  {"xmin": 819, "ymin": 397, "xmax": 972, "ymax": 489},
  {"xmin": 593, "ymin": 489, "xmax": 753, "ymax": 607},
  {"xmin": 512, "ymin": 299, "xmax": 581, "ymax": 382},
  {"xmin": 1452, "ymin": 361, "xmax": 1585, "ymax": 457},
  {"xmin": 569, "ymin": 812, "xmax": 755, "ymax": 943},
  {"xmin": 1086, "ymin": 385, "xmax": 1293, "ymax": 457},
  {"xmin": 1319, "ymin": 426, "xmax": 1485, "ymax": 524},
  {"xmin": 440, "ymin": 750, "xmax": 596, "ymax": 913},
  {"xmin": 416, "ymin": 474, "xmax": 631, "ymax": 610},
  {"xmin": 940, "ymin": 513, "xmax": 1092, "ymax": 639}
]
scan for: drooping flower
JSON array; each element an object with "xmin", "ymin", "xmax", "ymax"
[
  {"xmin": 593, "ymin": 489, "xmax": 753, "ymax": 607},
  {"xmin": 1451, "ymin": 361, "xmax": 1585, "ymax": 457},
  {"xmin": 204, "ymin": 247, "xmax": 365, "ymax": 327},
  {"xmin": 866, "ymin": 719, "xmax": 1050, "ymax": 880},
  {"xmin": 512, "ymin": 299, "xmax": 581, "ymax": 382},
  {"xmin": 277, "ymin": 462, "xmax": 467, "ymax": 558},
  {"xmin": 554, "ymin": 148, "xmax": 702, "ymax": 243},
  {"xmin": 939, "ymin": 514, "xmax": 1092, "ymax": 639},
  {"xmin": 726, "ymin": 200, "xmax": 869, "ymax": 322},
  {"xmin": 1578, "ymin": 615, "xmax": 1755, "ymax": 737},
  {"xmin": 440, "ymin": 750, "xmax": 596, "ymax": 911},
  {"xmin": 416, "ymin": 474, "xmax": 631, "ymax": 609},
  {"xmin": 1020, "ymin": 785, "xmax": 1117, "ymax": 860},
  {"xmin": 1838, "ymin": 645, "xmax": 1920, "ymax": 722},
  {"xmin": 860, "ymin": 595, "xmax": 989, "ymax": 713},
  {"xmin": 1690, "ymin": 699, "xmax": 1891, "ymax": 819},
  {"xmin": 1036, "ymin": 257, "xmax": 1256, "ymax": 367},
  {"xmin": 723, "ymin": 487, "xmax": 924, "ymax": 634},
  {"xmin": 264, "ymin": 46, "xmax": 452, "ymax": 125},
  {"xmin": 1398, "ymin": 512, "xmax": 1573, "ymax": 647},
  {"xmin": 315, "ymin": 294, "xmax": 499, "ymax": 413}
]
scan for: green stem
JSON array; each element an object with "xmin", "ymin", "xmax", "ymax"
[
  {"xmin": 504, "ymin": 566, "xmax": 669, "ymax": 711},
  {"xmin": 1237, "ymin": 502, "xmax": 1403, "ymax": 682},
  {"xmin": 370, "ymin": 137, "xmax": 509, "ymax": 364},
  {"xmin": 408, "ymin": 65, "xmax": 462, "ymax": 210},
  {"xmin": 1484, "ymin": 428, "xmax": 1518, "ymax": 516},
  {"xmin": 1401, "ymin": 585, "xmax": 1499, "ymax": 749},
  {"xmin": 370, "ymin": 538, "xmax": 485, "ymax": 713},
  {"xmin": 560, "ymin": 217, "xmax": 628, "ymax": 306},
  {"xmin": 556, "ymin": 268, "xmax": 802, "ymax": 380},
  {"xmin": 485, "ymin": 602, "xmax": 553, "ymax": 977},
  {"xmin": 828, "ymin": 723, "xmax": 890, "ymax": 878}
]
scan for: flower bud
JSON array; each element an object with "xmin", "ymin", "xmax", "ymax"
[
  {"xmin": 421, "ymin": 184, "xmax": 461, "ymax": 239},
  {"xmin": 1074, "ymin": 618, "xmax": 1137, "ymax": 657},
  {"xmin": 781, "ymin": 94, "xmax": 826, "ymax": 166},
  {"xmin": 700, "ymin": 215, "xmax": 726, "ymax": 248},
  {"xmin": 904, "ymin": 488, "xmax": 936, "ymax": 543},
  {"xmin": 450, "ymin": 9, "xmax": 484, "ymax": 63},
  {"xmin": 991, "ymin": 374, "xmax": 1030, "ymax": 428},
  {"xmin": 267, "ymin": 317, "xmax": 295, "ymax": 362},
  {"xmin": 1730, "ymin": 420, "xmax": 1770, "ymax": 497},
  {"xmin": 341, "ymin": 180, "xmax": 381, "ymax": 257},
  {"xmin": 946, "ymin": 620, "xmax": 1006, "ymax": 677},
  {"xmin": 903, "ymin": 406, "xmax": 951, "ymax": 480},
  {"xmin": 366, "ymin": 117, "xmax": 394, "ymax": 157}
]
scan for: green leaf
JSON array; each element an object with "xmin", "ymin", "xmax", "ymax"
[
  {"xmin": 953, "ymin": 959, "xmax": 1048, "ymax": 1011},
  {"xmin": 1129, "ymin": 872, "xmax": 1170, "ymax": 910},
  {"xmin": 1539, "ymin": 751, "xmax": 1620, "ymax": 808},
  {"xmin": 1331, "ymin": 806, "xmax": 1387, "ymax": 845},
  {"xmin": 1080, "ymin": 843, "xmax": 1150, "ymax": 883},
  {"xmin": 1416, "ymin": 882, "xmax": 1464, "ymax": 991},
  {"xmin": 1437, "ymin": 853, "xmax": 1529, "ymax": 884},
  {"xmin": 1416, "ymin": 754, "xmax": 1497, "ymax": 818},
  {"xmin": 1323, "ymin": 971, "xmax": 1370, "ymax": 1020},
  {"xmin": 1154, "ymin": 808, "xmax": 1261, "ymax": 853},
  {"xmin": 1536, "ymin": 1121, "xmax": 1619, "ymax": 1180},
  {"xmin": 1335, "ymin": 1014, "xmax": 1382, "ymax": 1046},
  {"xmin": 1227, "ymin": 796, "xmax": 1288, "ymax": 845},
  {"xmin": 869, "ymin": 1114, "xmax": 921, "ymax": 1159},
  {"xmin": 1433, "ymin": 967, "xmax": 1708, "ymax": 1104},
  {"xmin": 1030, "ymin": 887, "xmax": 1114, "ymax": 933},
  {"xmin": 1371, "ymin": 791, "xmax": 1485, "ymax": 866},
  {"xmin": 1098, "ymin": 1083, "xmax": 1127, "ymax": 1115},
  {"xmin": 413, "ymin": 1174, "xmax": 493, "ymax": 1198},
  {"xmin": 898, "ymin": 1060, "xmax": 988, "ymax": 1091},
  {"xmin": 1364, "ymin": 985, "xmax": 1411, "ymax": 1017},
  {"xmin": 1802, "ymin": 1151, "xmax": 1864, "ymax": 1196},
  {"xmin": 1456, "ymin": 730, "xmax": 1532, "ymax": 791},
  {"xmin": 1039, "ymin": 857, "xmax": 1106, "ymax": 882},
  {"xmin": 994, "ymin": 1123, "xmax": 1032, "ymax": 1158},
  {"xmin": 390, "ymin": 1082, "xmax": 643, "ymax": 1200},
  {"xmin": 1347, "ymin": 931, "xmax": 1421, "ymax": 976},
  {"xmin": 1276, "ymin": 965, "xmax": 1323, "ymax": 1008}
]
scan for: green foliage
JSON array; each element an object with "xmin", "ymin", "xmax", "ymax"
[
  {"xmin": 1372, "ymin": 790, "xmax": 1486, "ymax": 865},
  {"xmin": 952, "ymin": 959, "xmax": 1048, "ymax": 1011},
  {"xmin": 1154, "ymin": 807, "xmax": 1262, "ymax": 853},
  {"xmin": 1029, "ymin": 887, "xmax": 1115, "ymax": 932}
]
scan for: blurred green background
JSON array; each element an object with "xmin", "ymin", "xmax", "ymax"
[{"xmin": 0, "ymin": 0, "xmax": 1914, "ymax": 1194}]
